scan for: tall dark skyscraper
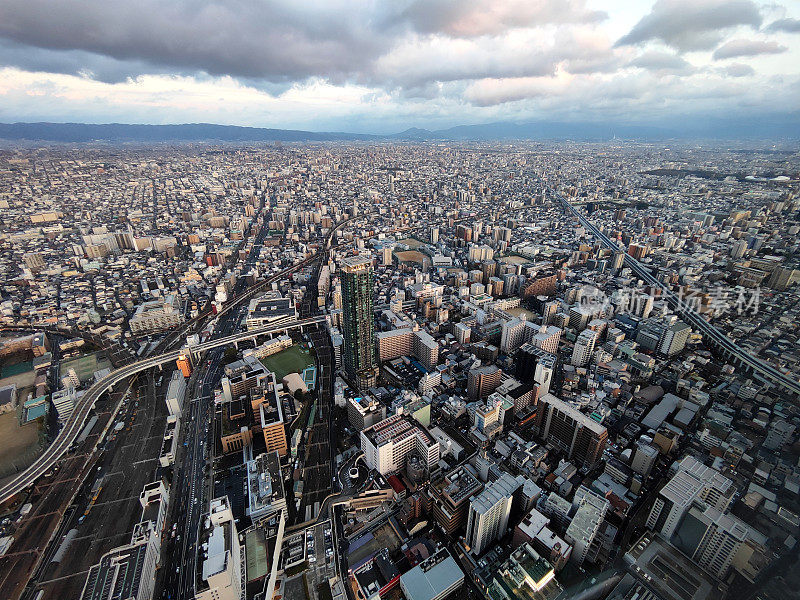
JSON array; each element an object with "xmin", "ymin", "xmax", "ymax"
[{"xmin": 340, "ymin": 255, "xmax": 377, "ymax": 389}]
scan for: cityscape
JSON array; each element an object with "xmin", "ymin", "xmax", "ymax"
[{"xmin": 0, "ymin": 2, "xmax": 799, "ymax": 600}]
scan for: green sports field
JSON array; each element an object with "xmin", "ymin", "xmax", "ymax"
[{"xmin": 260, "ymin": 344, "xmax": 315, "ymax": 381}]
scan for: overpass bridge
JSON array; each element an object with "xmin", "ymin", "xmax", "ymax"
[
  {"xmin": 0, "ymin": 316, "xmax": 328, "ymax": 503},
  {"xmin": 0, "ymin": 215, "xmax": 359, "ymax": 503},
  {"xmin": 548, "ymin": 186, "xmax": 800, "ymax": 397}
]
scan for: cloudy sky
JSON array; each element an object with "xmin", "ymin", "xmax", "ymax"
[{"xmin": 0, "ymin": 0, "xmax": 797, "ymax": 133}]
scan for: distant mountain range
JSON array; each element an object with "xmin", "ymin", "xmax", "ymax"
[{"xmin": 0, "ymin": 118, "xmax": 798, "ymax": 143}]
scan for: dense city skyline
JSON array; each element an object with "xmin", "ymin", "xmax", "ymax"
[{"xmin": 0, "ymin": 3, "xmax": 799, "ymax": 600}]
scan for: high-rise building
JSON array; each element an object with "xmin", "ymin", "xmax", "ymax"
[
  {"xmin": 631, "ymin": 443, "xmax": 659, "ymax": 477},
  {"xmin": 165, "ymin": 370, "xmax": 186, "ymax": 416},
  {"xmin": 347, "ymin": 396, "xmax": 386, "ymax": 431},
  {"xmin": 515, "ymin": 344, "xmax": 557, "ymax": 395},
  {"xmin": 673, "ymin": 503, "xmax": 751, "ymax": 580},
  {"xmin": 465, "ymin": 472, "xmax": 521, "ymax": 555},
  {"xmin": 662, "ymin": 321, "xmax": 691, "ymax": 356},
  {"xmin": 646, "ymin": 456, "xmax": 734, "ymax": 538},
  {"xmin": 500, "ymin": 318, "xmax": 526, "ymax": 354},
  {"xmin": 341, "ymin": 255, "xmax": 378, "ymax": 389},
  {"xmin": 534, "ymin": 394, "xmax": 607, "ymax": 468},
  {"xmin": 564, "ymin": 489, "xmax": 609, "ymax": 566},
  {"xmin": 529, "ymin": 325, "xmax": 561, "ymax": 354},
  {"xmin": 571, "ymin": 329, "xmax": 598, "ymax": 367},
  {"xmin": 430, "ymin": 465, "xmax": 484, "ymax": 535},
  {"xmin": 252, "ymin": 379, "xmax": 288, "ymax": 457},
  {"xmin": 467, "ymin": 365, "xmax": 502, "ymax": 400}
]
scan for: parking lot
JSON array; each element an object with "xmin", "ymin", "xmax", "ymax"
[{"xmin": 282, "ymin": 520, "xmax": 337, "ymax": 600}]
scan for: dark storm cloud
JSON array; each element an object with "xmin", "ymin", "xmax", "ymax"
[
  {"xmin": 616, "ymin": 0, "xmax": 763, "ymax": 51},
  {"xmin": 765, "ymin": 17, "xmax": 800, "ymax": 33},
  {"xmin": 0, "ymin": 41, "xmax": 185, "ymax": 83},
  {"xmin": 712, "ymin": 38, "xmax": 787, "ymax": 59},
  {"xmin": 0, "ymin": 0, "xmax": 392, "ymax": 82}
]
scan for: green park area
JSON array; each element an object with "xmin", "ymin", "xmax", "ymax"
[{"xmin": 260, "ymin": 344, "xmax": 315, "ymax": 381}]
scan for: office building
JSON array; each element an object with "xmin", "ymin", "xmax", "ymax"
[
  {"xmin": 80, "ymin": 481, "xmax": 167, "ymax": 600},
  {"xmin": 631, "ymin": 443, "xmax": 659, "ymax": 477},
  {"xmin": 465, "ymin": 472, "xmax": 522, "ymax": 555},
  {"xmin": 360, "ymin": 414, "xmax": 440, "ymax": 476},
  {"xmin": 341, "ymin": 255, "xmax": 378, "ymax": 389},
  {"xmin": 221, "ymin": 354, "xmax": 269, "ymax": 403},
  {"xmin": 486, "ymin": 543, "xmax": 561, "ymax": 600},
  {"xmin": 493, "ymin": 377, "xmax": 538, "ymax": 416},
  {"xmin": 473, "ymin": 395, "xmax": 505, "ymax": 440},
  {"xmin": 80, "ymin": 522, "xmax": 160, "ymax": 600},
  {"xmin": 512, "ymin": 507, "xmax": 572, "ymax": 572},
  {"xmin": 165, "ymin": 370, "xmax": 185, "ymax": 416},
  {"xmin": 195, "ymin": 497, "xmax": 242, "ymax": 600},
  {"xmin": 500, "ymin": 318, "xmax": 526, "ymax": 354},
  {"xmin": 673, "ymin": 503, "xmax": 751, "ymax": 580},
  {"xmin": 253, "ymin": 377, "xmax": 288, "ymax": 456},
  {"xmin": 564, "ymin": 489, "xmax": 609, "ymax": 565},
  {"xmin": 515, "ymin": 344, "xmax": 557, "ymax": 395},
  {"xmin": 534, "ymin": 394, "xmax": 607, "ymax": 468}
]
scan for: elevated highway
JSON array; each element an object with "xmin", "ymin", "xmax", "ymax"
[
  {"xmin": 0, "ymin": 215, "xmax": 355, "ymax": 503},
  {"xmin": 0, "ymin": 315, "xmax": 328, "ymax": 502},
  {"xmin": 549, "ymin": 186, "xmax": 800, "ymax": 397}
]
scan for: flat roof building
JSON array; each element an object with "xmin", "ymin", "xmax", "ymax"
[
  {"xmin": 246, "ymin": 452, "xmax": 286, "ymax": 525},
  {"xmin": 361, "ymin": 414, "xmax": 440, "ymax": 476},
  {"xmin": 400, "ymin": 548, "xmax": 464, "ymax": 600},
  {"xmin": 196, "ymin": 497, "xmax": 242, "ymax": 600},
  {"xmin": 535, "ymin": 394, "xmax": 607, "ymax": 469},
  {"xmin": 245, "ymin": 292, "xmax": 297, "ymax": 330}
]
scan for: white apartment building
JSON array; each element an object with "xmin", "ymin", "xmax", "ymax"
[
  {"xmin": 130, "ymin": 294, "xmax": 183, "ymax": 334},
  {"xmin": 500, "ymin": 318, "xmax": 526, "ymax": 354},
  {"xmin": 465, "ymin": 472, "xmax": 521, "ymax": 555},
  {"xmin": 529, "ymin": 325, "xmax": 562, "ymax": 354},
  {"xmin": 360, "ymin": 415, "xmax": 440, "ymax": 476},
  {"xmin": 165, "ymin": 370, "xmax": 185, "ymax": 416},
  {"xmin": 571, "ymin": 329, "xmax": 598, "ymax": 367},
  {"xmin": 565, "ymin": 489, "xmax": 609, "ymax": 565}
]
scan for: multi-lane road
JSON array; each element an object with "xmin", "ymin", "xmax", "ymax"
[
  {"xmin": 550, "ymin": 186, "xmax": 800, "ymax": 397},
  {"xmin": 0, "ymin": 214, "xmax": 354, "ymax": 504}
]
